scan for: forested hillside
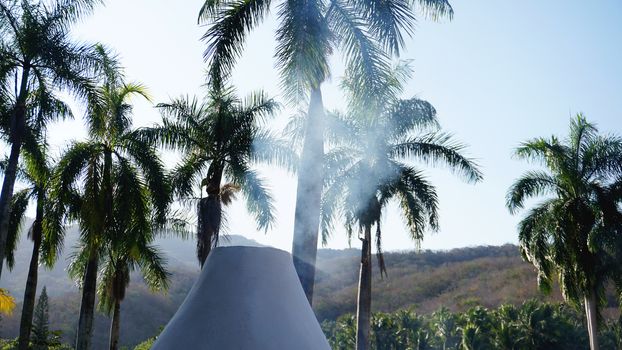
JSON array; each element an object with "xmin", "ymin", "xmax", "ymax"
[{"xmin": 1, "ymin": 235, "xmax": 619, "ymax": 349}]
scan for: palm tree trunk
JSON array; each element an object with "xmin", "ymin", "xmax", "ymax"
[
  {"xmin": 17, "ymin": 196, "xmax": 44, "ymax": 350},
  {"xmin": 0, "ymin": 67, "xmax": 30, "ymax": 280},
  {"xmin": 197, "ymin": 195, "xmax": 221, "ymax": 266},
  {"xmin": 197, "ymin": 170, "xmax": 223, "ymax": 267},
  {"xmin": 356, "ymin": 225, "xmax": 372, "ymax": 350},
  {"xmin": 108, "ymin": 299, "xmax": 121, "ymax": 350},
  {"xmin": 75, "ymin": 252, "xmax": 98, "ymax": 350},
  {"xmin": 292, "ymin": 86, "xmax": 325, "ymax": 305},
  {"xmin": 585, "ymin": 291, "xmax": 600, "ymax": 350}
]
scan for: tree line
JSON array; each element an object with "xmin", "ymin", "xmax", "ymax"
[
  {"xmin": 322, "ymin": 300, "xmax": 622, "ymax": 350},
  {"xmin": 1, "ymin": 0, "xmax": 621, "ymax": 350}
]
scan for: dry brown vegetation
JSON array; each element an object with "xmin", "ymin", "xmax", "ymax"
[{"xmin": 1, "ymin": 241, "xmax": 620, "ymax": 349}]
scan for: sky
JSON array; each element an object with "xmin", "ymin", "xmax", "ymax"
[{"xmin": 19, "ymin": 0, "xmax": 622, "ymax": 253}]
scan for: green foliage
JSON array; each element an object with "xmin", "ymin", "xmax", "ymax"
[
  {"xmin": 44, "ymin": 46, "xmax": 173, "ymax": 349},
  {"xmin": 5, "ymin": 243, "xmax": 622, "ymax": 348},
  {"xmin": 49, "ymin": 47, "xmax": 172, "ymax": 282},
  {"xmin": 31, "ymin": 287, "xmax": 50, "ymax": 348},
  {"xmin": 200, "ymin": 0, "xmax": 453, "ymax": 103},
  {"xmin": 320, "ymin": 63, "xmax": 481, "ymax": 271},
  {"xmin": 323, "ymin": 300, "xmax": 602, "ymax": 350},
  {"xmin": 3, "ymin": 144, "xmax": 59, "ymax": 269},
  {"xmin": 0, "ymin": 0, "xmax": 103, "ymax": 284},
  {"xmin": 507, "ymin": 114, "xmax": 622, "ymax": 350},
  {"xmin": 28, "ymin": 287, "xmax": 68, "ymax": 350},
  {"xmin": 0, "ymin": 337, "xmax": 71, "ymax": 350},
  {"xmin": 131, "ymin": 327, "xmax": 163, "ymax": 350},
  {"xmin": 133, "ymin": 337, "xmax": 156, "ymax": 350},
  {"xmin": 138, "ymin": 80, "xmax": 294, "ymax": 265},
  {"xmin": 507, "ymin": 115, "xmax": 622, "ymax": 303},
  {"xmin": 0, "ymin": 0, "xmax": 101, "ymax": 133}
]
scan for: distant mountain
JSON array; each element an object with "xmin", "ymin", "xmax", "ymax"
[
  {"xmin": 0, "ymin": 225, "xmax": 263, "ymax": 349},
  {"xmin": 1, "ymin": 232, "xmax": 618, "ymax": 349},
  {"xmin": 0, "ymin": 225, "xmax": 262, "ymax": 298}
]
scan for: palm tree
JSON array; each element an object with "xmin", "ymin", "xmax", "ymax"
[
  {"xmin": 1, "ymin": 145, "xmax": 67, "ymax": 350},
  {"xmin": 199, "ymin": 0, "xmax": 454, "ymax": 303},
  {"xmin": 49, "ymin": 47, "xmax": 170, "ymax": 350},
  {"xmin": 320, "ymin": 67, "xmax": 481, "ymax": 350},
  {"xmin": 0, "ymin": 59, "xmax": 73, "ymax": 350},
  {"xmin": 458, "ymin": 307, "xmax": 496, "ymax": 350},
  {"xmin": 0, "ymin": 0, "xmax": 102, "ymax": 279},
  {"xmin": 506, "ymin": 115, "xmax": 622, "ymax": 350},
  {"xmin": 97, "ymin": 216, "xmax": 169, "ymax": 350},
  {"xmin": 431, "ymin": 307, "xmax": 459, "ymax": 350},
  {"xmin": 138, "ymin": 81, "xmax": 295, "ymax": 266}
]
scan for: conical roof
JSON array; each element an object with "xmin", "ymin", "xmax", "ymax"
[{"xmin": 152, "ymin": 246, "xmax": 331, "ymax": 349}]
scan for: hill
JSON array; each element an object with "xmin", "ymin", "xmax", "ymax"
[
  {"xmin": 1, "ymin": 232, "xmax": 619, "ymax": 349},
  {"xmin": 0, "ymin": 226, "xmax": 261, "ymax": 349}
]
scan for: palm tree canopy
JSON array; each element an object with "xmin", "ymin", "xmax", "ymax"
[
  {"xmin": 0, "ymin": 139, "xmax": 61, "ymax": 270},
  {"xmin": 138, "ymin": 82, "xmax": 296, "ymax": 232},
  {"xmin": 506, "ymin": 114, "xmax": 622, "ymax": 309},
  {"xmin": 321, "ymin": 64, "xmax": 481, "ymax": 273},
  {"xmin": 47, "ymin": 47, "xmax": 171, "ymax": 270},
  {"xmin": 199, "ymin": 0, "xmax": 453, "ymax": 102},
  {"xmin": 0, "ymin": 0, "xmax": 103, "ymax": 114},
  {"xmin": 97, "ymin": 226, "xmax": 169, "ymax": 315}
]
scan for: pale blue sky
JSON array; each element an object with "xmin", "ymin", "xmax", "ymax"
[{"xmin": 37, "ymin": 0, "xmax": 622, "ymax": 252}]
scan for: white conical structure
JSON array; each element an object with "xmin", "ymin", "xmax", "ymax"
[{"xmin": 152, "ymin": 246, "xmax": 331, "ymax": 349}]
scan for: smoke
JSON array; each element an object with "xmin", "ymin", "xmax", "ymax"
[{"xmin": 287, "ymin": 61, "xmax": 481, "ymax": 261}]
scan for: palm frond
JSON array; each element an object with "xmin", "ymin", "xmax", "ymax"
[
  {"xmin": 171, "ymin": 153, "xmax": 208, "ymax": 199},
  {"xmin": 201, "ymin": 0, "xmax": 272, "ymax": 80},
  {"xmin": 6, "ymin": 189, "xmax": 31, "ymax": 270},
  {"xmin": 515, "ymin": 137, "xmax": 570, "ymax": 171},
  {"xmin": 516, "ymin": 199, "xmax": 557, "ymax": 294},
  {"xmin": 237, "ymin": 90, "xmax": 280, "ymax": 124},
  {"xmin": 282, "ymin": 110, "xmax": 307, "ymax": 148},
  {"xmin": 320, "ymin": 169, "xmax": 350, "ymax": 245},
  {"xmin": 251, "ymin": 130, "xmax": 298, "ymax": 173},
  {"xmin": 138, "ymin": 244, "xmax": 170, "ymax": 291},
  {"xmin": 391, "ymin": 132, "xmax": 483, "ymax": 183},
  {"xmin": 328, "ymin": 0, "xmax": 391, "ymax": 111},
  {"xmin": 27, "ymin": 82, "xmax": 74, "ymax": 133},
  {"xmin": 229, "ymin": 163, "xmax": 275, "ymax": 232},
  {"xmin": 349, "ymin": 0, "xmax": 415, "ymax": 55},
  {"xmin": 324, "ymin": 110, "xmax": 358, "ymax": 145},
  {"xmin": 414, "ymin": 0, "xmax": 453, "ymax": 20},
  {"xmin": 385, "ymin": 97, "xmax": 439, "ymax": 138},
  {"xmin": 156, "ymin": 209, "xmax": 194, "ymax": 240},
  {"xmin": 46, "ymin": 0, "xmax": 103, "ymax": 27},
  {"xmin": 373, "ymin": 164, "xmax": 439, "ymax": 242},
  {"xmin": 506, "ymin": 171, "xmax": 560, "ymax": 214},
  {"xmin": 120, "ymin": 136, "xmax": 171, "ymax": 225},
  {"xmin": 134, "ymin": 123, "xmax": 198, "ymax": 153},
  {"xmin": 53, "ymin": 141, "xmax": 100, "ymax": 194},
  {"xmin": 275, "ymin": 0, "xmax": 331, "ymax": 102},
  {"xmin": 568, "ymin": 113, "xmax": 597, "ymax": 162},
  {"xmin": 581, "ymin": 134, "xmax": 622, "ymax": 181}
]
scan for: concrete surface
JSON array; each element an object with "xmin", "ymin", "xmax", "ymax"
[{"xmin": 152, "ymin": 246, "xmax": 331, "ymax": 350}]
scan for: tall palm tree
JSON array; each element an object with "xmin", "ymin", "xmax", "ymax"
[
  {"xmin": 506, "ymin": 115, "xmax": 622, "ymax": 350},
  {"xmin": 320, "ymin": 67, "xmax": 481, "ymax": 350},
  {"xmin": 97, "ymin": 213, "xmax": 169, "ymax": 350},
  {"xmin": 1, "ymin": 146, "xmax": 66, "ymax": 350},
  {"xmin": 0, "ymin": 0, "xmax": 102, "ymax": 279},
  {"xmin": 49, "ymin": 47, "xmax": 170, "ymax": 350},
  {"xmin": 199, "ymin": 0, "xmax": 454, "ymax": 303},
  {"xmin": 138, "ymin": 81, "xmax": 295, "ymax": 266},
  {"xmin": 0, "ymin": 64, "xmax": 72, "ymax": 350}
]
